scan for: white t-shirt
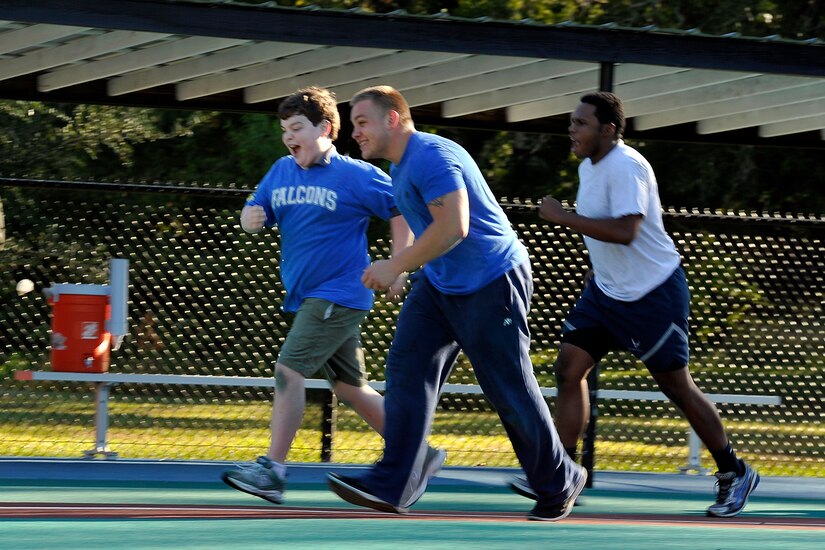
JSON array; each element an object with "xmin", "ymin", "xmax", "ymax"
[{"xmin": 575, "ymin": 141, "xmax": 680, "ymax": 301}]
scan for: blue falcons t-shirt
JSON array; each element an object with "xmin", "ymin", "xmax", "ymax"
[
  {"xmin": 247, "ymin": 149, "xmax": 396, "ymax": 312},
  {"xmin": 390, "ymin": 132, "xmax": 528, "ymax": 294}
]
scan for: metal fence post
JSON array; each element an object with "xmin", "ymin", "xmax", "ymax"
[
  {"xmin": 321, "ymin": 389, "xmax": 336, "ymax": 462},
  {"xmin": 581, "ymin": 363, "xmax": 599, "ymax": 487}
]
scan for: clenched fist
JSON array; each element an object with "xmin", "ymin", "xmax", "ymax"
[{"xmin": 240, "ymin": 205, "xmax": 266, "ymax": 233}]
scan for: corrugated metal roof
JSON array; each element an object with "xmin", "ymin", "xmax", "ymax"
[{"xmin": 1, "ymin": 0, "xmax": 823, "ymax": 147}]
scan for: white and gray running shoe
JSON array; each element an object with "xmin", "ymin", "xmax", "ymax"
[
  {"xmin": 222, "ymin": 456, "xmax": 286, "ymax": 504},
  {"xmin": 401, "ymin": 445, "xmax": 447, "ymax": 509}
]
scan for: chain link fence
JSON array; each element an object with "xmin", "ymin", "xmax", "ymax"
[{"xmin": 1, "ymin": 178, "xmax": 822, "ymax": 476}]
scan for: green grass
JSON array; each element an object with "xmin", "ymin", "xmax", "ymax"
[{"xmin": 1, "ymin": 388, "xmax": 822, "ymax": 477}]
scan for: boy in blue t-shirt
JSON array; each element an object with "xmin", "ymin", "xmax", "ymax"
[
  {"xmin": 326, "ymin": 86, "xmax": 585, "ymax": 521},
  {"xmin": 221, "ymin": 87, "xmax": 436, "ymax": 504}
]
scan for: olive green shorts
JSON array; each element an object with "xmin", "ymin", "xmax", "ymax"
[{"xmin": 277, "ymin": 298, "xmax": 369, "ymax": 387}]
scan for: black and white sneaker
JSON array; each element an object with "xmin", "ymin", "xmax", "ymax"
[
  {"xmin": 327, "ymin": 472, "xmax": 408, "ymax": 514},
  {"xmin": 508, "ymin": 474, "xmax": 538, "ymax": 500},
  {"xmin": 509, "ymin": 472, "xmax": 583, "ymax": 506},
  {"xmin": 526, "ymin": 464, "xmax": 587, "ymax": 521}
]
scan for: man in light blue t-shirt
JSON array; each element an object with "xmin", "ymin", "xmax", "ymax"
[
  {"xmin": 326, "ymin": 85, "xmax": 585, "ymax": 521},
  {"xmin": 221, "ymin": 86, "xmax": 428, "ymax": 505},
  {"xmin": 538, "ymin": 91, "xmax": 759, "ymax": 518}
]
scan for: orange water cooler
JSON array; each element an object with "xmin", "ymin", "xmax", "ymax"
[{"xmin": 44, "ymin": 259, "xmax": 129, "ymax": 372}]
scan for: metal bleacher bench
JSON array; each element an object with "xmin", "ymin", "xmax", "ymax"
[{"xmin": 13, "ymin": 370, "xmax": 781, "ymax": 473}]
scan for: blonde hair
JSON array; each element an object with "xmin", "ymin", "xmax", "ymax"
[{"xmin": 350, "ymin": 85, "xmax": 412, "ymax": 127}]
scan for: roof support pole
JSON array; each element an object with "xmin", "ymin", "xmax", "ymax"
[
  {"xmin": 583, "ymin": 61, "xmax": 610, "ymax": 488},
  {"xmin": 599, "ymin": 61, "xmax": 615, "ymax": 92}
]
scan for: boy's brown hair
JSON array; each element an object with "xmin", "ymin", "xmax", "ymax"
[{"xmin": 278, "ymin": 86, "xmax": 340, "ymax": 140}]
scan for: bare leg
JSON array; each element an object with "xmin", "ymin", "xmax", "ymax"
[
  {"xmin": 651, "ymin": 367, "xmax": 729, "ymax": 452},
  {"xmin": 554, "ymin": 343, "xmax": 597, "ymax": 448},
  {"xmin": 267, "ymin": 363, "xmax": 306, "ymax": 463},
  {"xmin": 333, "ymin": 380, "xmax": 385, "ymax": 436}
]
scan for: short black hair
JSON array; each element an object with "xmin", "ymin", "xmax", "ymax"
[{"xmin": 580, "ymin": 91, "xmax": 625, "ymax": 138}]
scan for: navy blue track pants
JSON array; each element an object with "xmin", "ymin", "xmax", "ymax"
[{"xmin": 361, "ymin": 262, "xmax": 575, "ymax": 505}]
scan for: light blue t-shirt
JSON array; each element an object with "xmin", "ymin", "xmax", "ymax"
[
  {"xmin": 390, "ymin": 132, "xmax": 528, "ymax": 294},
  {"xmin": 247, "ymin": 147, "xmax": 396, "ymax": 312}
]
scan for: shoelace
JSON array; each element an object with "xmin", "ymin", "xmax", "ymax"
[
  {"xmin": 233, "ymin": 460, "xmax": 273, "ymax": 480},
  {"xmin": 715, "ymin": 474, "xmax": 735, "ymax": 503},
  {"xmin": 232, "ymin": 461, "xmax": 262, "ymax": 471}
]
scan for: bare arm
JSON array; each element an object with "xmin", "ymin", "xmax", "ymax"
[
  {"xmin": 538, "ymin": 196, "xmax": 641, "ymax": 245},
  {"xmin": 384, "ymin": 214, "xmax": 415, "ymax": 301},
  {"xmin": 392, "ymin": 188, "xmax": 469, "ymax": 271},
  {"xmin": 362, "ymin": 188, "xmax": 469, "ymax": 291},
  {"xmin": 389, "ymin": 214, "xmax": 415, "ymax": 257}
]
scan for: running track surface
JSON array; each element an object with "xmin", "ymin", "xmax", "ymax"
[{"xmin": 1, "ymin": 460, "xmax": 823, "ymax": 549}]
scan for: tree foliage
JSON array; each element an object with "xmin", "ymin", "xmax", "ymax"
[
  {"xmin": 0, "ymin": 101, "xmax": 288, "ymax": 189},
  {"xmin": 267, "ymin": 0, "xmax": 823, "ymax": 38},
  {"xmin": 0, "ymin": 102, "xmax": 201, "ymax": 178}
]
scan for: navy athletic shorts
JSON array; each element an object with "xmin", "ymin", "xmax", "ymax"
[{"xmin": 561, "ymin": 266, "xmax": 690, "ymax": 372}]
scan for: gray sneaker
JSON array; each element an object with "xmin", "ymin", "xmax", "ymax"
[
  {"xmin": 401, "ymin": 445, "xmax": 447, "ymax": 508},
  {"xmin": 706, "ymin": 462, "xmax": 760, "ymax": 517},
  {"xmin": 222, "ymin": 456, "xmax": 286, "ymax": 504}
]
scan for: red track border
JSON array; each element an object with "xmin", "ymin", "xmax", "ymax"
[{"xmin": 2, "ymin": 503, "xmax": 823, "ymax": 530}]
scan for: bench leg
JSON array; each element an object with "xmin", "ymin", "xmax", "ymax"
[
  {"xmin": 679, "ymin": 427, "xmax": 709, "ymax": 474},
  {"xmin": 83, "ymin": 382, "xmax": 118, "ymax": 460}
]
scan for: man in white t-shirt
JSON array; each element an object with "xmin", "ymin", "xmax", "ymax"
[{"xmin": 535, "ymin": 91, "xmax": 759, "ymax": 518}]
